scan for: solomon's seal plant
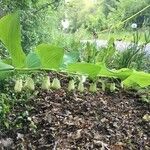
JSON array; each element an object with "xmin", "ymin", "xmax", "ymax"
[{"xmin": 0, "ymin": 12, "xmax": 150, "ymax": 94}]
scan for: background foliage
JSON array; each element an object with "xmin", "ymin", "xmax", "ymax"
[
  {"xmin": 0, "ymin": 0, "xmax": 150, "ymax": 73},
  {"xmin": 0, "ymin": 0, "xmax": 62, "ymax": 53}
]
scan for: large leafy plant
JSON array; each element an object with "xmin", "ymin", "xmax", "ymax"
[
  {"xmin": 0, "ymin": 11, "xmax": 150, "ymax": 89},
  {"xmin": 0, "ymin": 11, "xmax": 64, "ymax": 71},
  {"xmin": 0, "ymin": 12, "xmax": 26, "ymax": 67}
]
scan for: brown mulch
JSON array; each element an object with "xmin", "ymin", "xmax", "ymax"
[{"xmin": 0, "ymin": 80, "xmax": 149, "ymax": 149}]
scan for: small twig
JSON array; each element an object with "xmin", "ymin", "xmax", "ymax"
[
  {"xmin": 100, "ymin": 141, "xmax": 110, "ymax": 150},
  {"xmin": 52, "ymin": 141, "xmax": 58, "ymax": 150}
]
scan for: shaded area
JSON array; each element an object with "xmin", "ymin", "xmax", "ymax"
[{"xmin": 0, "ymin": 86, "xmax": 149, "ymax": 149}]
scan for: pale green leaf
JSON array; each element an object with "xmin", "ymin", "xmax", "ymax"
[
  {"xmin": 123, "ymin": 71, "xmax": 150, "ymax": 87},
  {"xmin": 0, "ymin": 12, "xmax": 26, "ymax": 67},
  {"xmin": 111, "ymin": 68, "xmax": 133, "ymax": 80},
  {"xmin": 36, "ymin": 44, "xmax": 64, "ymax": 70},
  {"xmin": 98, "ymin": 62, "xmax": 115, "ymax": 77},
  {"xmin": 0, "ymin": 61, "xmax": 14, "ymax": 79},
  {"xmin": 0, "ymin": 61, "xmax": 14, "ymax": 71},
  {"xmin": 26, "ymin": 52, "xmax": 41, "ymax": 68},
  {"xmin": 67, "ymin": 63, "xmax": 102, "ymax": 77},
  {"xmin": 62, "ymin": 51, "xmax": 79, "ymax": 68}
]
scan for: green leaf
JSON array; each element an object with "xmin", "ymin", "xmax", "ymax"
[
  {"xmin": 26, "ymin": 52, "xmax": 41, "ymax": 68},
  {"xmin": 36, "ymin": 44, "xmax": 64, "ymax": 70},
  {"xmin": 67, "ymin": 63, "xmax": 101, "ymax": 77},
  {"xmin": 123, "ymin": 71, "xmax": 150, "ymax": 87},
  {"xmin": 0, "ymin": 61, "xmax": 14, "ymax": 79},
  {"xmin": 111, "ymin": 68, "xmax": 133, "ymax": 80},
  {"xmin": 62, "ymin": 51, "xmax": 79, "ymax": 68},
  {"xmin": 97, "ymin": 63, "xmax": 133, "ymax": 80},
  {"xmin": 98, "ymin": 62, "xmax": 114, "ymax": 77},
  {"xmin": 2, "ymin": 58, "xmax": 12, "ymax": 65},
  {"xmin": 0, "ymin": 11, "xmax": 26, "ymax": 67},
  {"xmin": 0, "ymin": 61, "xmax": 14, "ymax": 71}
]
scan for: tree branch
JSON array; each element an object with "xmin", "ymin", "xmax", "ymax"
[{"xmin": 34, "ymin": 0, "xmax": 62, "ymax": 14}]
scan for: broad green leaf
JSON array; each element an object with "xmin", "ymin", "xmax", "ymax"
[
  {"xmin": 98, "ymin": 62, "xmax": 115, "ymax": 77},
  {"xmin": 111, "ymin": 68, "xmax": 133, "ymax": 80},
  {"xmin": 62, "ymin": 51, "xmax": 79, "ymax": 68},
  {"xmin": 2, "ymin": 58, "xmax": 12, "ymax": 65},
  {"xmin": 67, "ymin": 63, "xmax": 102, "ymax": 77},
  {"xmin": 97, "ymin": 63, "xmax": 133, "ymax": 80},
  {"xmin": 36, "ymin": 44, "xmax": 64, "ymax": 70},
  {"xmin": 0, "ymin": 61, "xmax": 14, "ymax": 79},
  {"xmin": 0, "ymin": 61, "xmax": 14, "ymax": 71},
  {"xmin": 26, "ymin": 52, "xmax": 41, "ymax": 68},
  {"xmin": 123, "ymin": 71, "xmax": 150, "ymax": 87},
  {"xmin": 0, "ymin": 12, "xmax": 26, "ymax": 67}
]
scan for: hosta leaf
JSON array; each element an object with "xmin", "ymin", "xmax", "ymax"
[
  {"xmin": 111, "ymin": 68, "xmax": 133, "ymax": 80},
  {"xmin": 62, "ymin": 51, "xmax": 79, "ymax": 68},
  {"xmin": 2, "ymin": 58, "xmax": 12, "ymax": 65},
  {"xmin": 36, "ymin": 44, "xmax": 64, "ymax": 70},
  {"xmin": 0, "ymin": 11, "xmax": 26, "ymax": 67},
  {"xmin": 0, "ymin": 61, "xmax": 14, "ymax": 71},
  {"xmin": 26, "ymin": 52, "xmax": 41, "ymax": 68},
  {"xmin": 97, "ymin": 63, "xmax": 133, "ymax": 80},
  {"xmin": 67, "ymin": 63, "xmax": 102, "ymax": 77},
  {"xmin": 98, "ymin": 62, "xmax": 114, "ymax": 77},
  {"xmin": 0, "ymin": 61, "xmax": 14, "ymax": 79},
  {"xmin": 123, "ymin": 71, "xmax": 150, "ymax": 87}
]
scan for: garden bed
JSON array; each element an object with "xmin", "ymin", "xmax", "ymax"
[{"xmin": 0, "ymin": 78, "xmax": 149, "ymax": 150}]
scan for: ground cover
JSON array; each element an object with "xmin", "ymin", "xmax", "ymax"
[{"xmin": 0, "ymin": 73, "xmax": 149, "ymax": 150}]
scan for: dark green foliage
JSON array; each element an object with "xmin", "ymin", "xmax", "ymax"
[{"xmin": 0, "ymin": 9, "xmax": 150, "ymax": 89}]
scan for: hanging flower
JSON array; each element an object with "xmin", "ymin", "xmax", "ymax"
[
  {"xmin": 89, "ymin": 82, "xmax": 97, "ymax": 92},
  {"xmin": 41, "ymin": 76, "xmax": 51, "ymax": 90},
  {"xmin": 68, "ymin": 80, "xmax": 75, "ymax": 91},
  {"xmin": 51, "ymin": 78, "xmax": 61, "ymax": 89},
  {"xmin": 14, "ymin": 79, "xmax": 23, "ymax": 92},
  {"xmin": 78, "ymin": 81, "xmax": 84, "ymax": 92},
  {"xmin": 110, "ymin": 83, "xmax": 116, "ymax": 92},
  {"xmin": 24, "ymin": 77, "xmax": 35, "ymax": 91}
]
